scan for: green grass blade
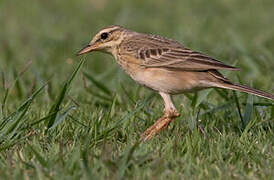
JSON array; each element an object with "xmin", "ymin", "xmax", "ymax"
[
  {"xmin": 117, "ymin": 141, "xmax": 140, "ymax": 180},
  {"xmin": 83, "ymin": 71, "xmax": 112, "ymax": 95},
  {"xmin": 201, "ymin": 101, "xmax": 234, "ymax": 116},
  {"xmin": 46, "ymin": 58, "xmax": 85, "ymax": 130},
  {"xmin": 214, "ymin": 88, "xmax": 229, "ymax": 100},
  {"xmin": 68, "ymin": 115, "xmax": 88, "ymax": 128},
  {"xmin": 48, "ymin": 106, "xmax": 76, "ymax": 130},
  {"xmin": 13, "ymin": 68, "xmax": 23, "ymax": 99},
  {"xmin": 91, "ymin": 94, "xmax": 154, "ymax": 145},
  {"xmin": 21, "ymin": 112, "xmax": 58, "ymax": 130},
  {"xmin": 191, "ymin": 93, "xmax": 198, "ymax": 108},
  {"xmin": 0, "ymin": 83, "xmax": 46, "ymax": 136},
  {"xmin": 233, "ymin": 91, "xmax": 243, "ymax": 126},
  {"xmin": 27, "ymin": 142, "xmax": 48, "ymax": 168},
  {"xmin": 3, "ymin": 103, "xmax": 29, "ymax": 137},
  {"xmin": 242, "ymin": 102, "xmax": 274, "ymax": 107},
  {"xmin": 120, "ymin": 83, "xmax": 136, "ymax": 106},
  {"xmin": 242, "ymin": 94, "xmax": 253, "ymax": 129},
  {"xmin": 85, "ymin": 87, "xmax": 112, "ymax": 101},
  {"xmin": 19, "ymin": 83, "xmax": 47, "ymax": 111},
  {"xmin": 46, "ymin": 84, "xmax": 68, "ymax": 129},
  {"xmin": 195, "ymin": 89, "xmax": 212, "ymax": 108},
  {"xmin": 1, "ymin": 88, "xmax": 9, "ymax": 118},
  {"xmin": 81, "ymin": 147, "xmax": 96, "ymax": 179},
  {"xmin": 271, "ymin": 105, "xmax": 274, "ymax": 120},
  {"xmin": 109, "ymin": 95, "xmax": 118, "ymax": 119}
]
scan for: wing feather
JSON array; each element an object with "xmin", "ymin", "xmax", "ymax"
[
  {"xmin": 141, "ymin": 48, "xmax": 239, "ymax": 71},
  {"xmin": 120, "ymin": 33, "xmax": 239, "ymax": 71}
]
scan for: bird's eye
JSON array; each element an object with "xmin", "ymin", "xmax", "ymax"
[{"xmin": 100, "ymin": 32, "xmax": 109, "ymax": 40}]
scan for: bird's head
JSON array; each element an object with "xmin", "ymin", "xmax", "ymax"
[{"xmin": 77, "ymin": 25, "xmax": 126, "ymax": 56}]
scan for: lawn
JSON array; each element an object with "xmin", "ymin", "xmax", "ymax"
[{"xmin": 0, "ymin": 0, "xmax": 274, "ymax": 179}]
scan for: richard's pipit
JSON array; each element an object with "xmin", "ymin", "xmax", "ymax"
[{"xmin": 78, "ymin": 25, "xmax": 274, "ymax": 141}]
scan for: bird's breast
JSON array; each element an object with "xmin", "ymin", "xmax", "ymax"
[
  {"xmin": 130, "ymin": 68, "xmax": 215, "ymax": 94},
  {"xmin": 115, "ymin": 54, "xmax": 142, "ymax": 76},
  {"xmin": 115, "ymin": 53, "xmax": 215, "ymax": 94}
]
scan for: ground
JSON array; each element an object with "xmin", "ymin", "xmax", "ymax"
[{"xmin": 0, "ymin": 0, "xmax": 273, "ymax": 179}]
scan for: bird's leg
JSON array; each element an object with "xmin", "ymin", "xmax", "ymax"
[{"xmin": 140, "ymin": 92, "xmax": 180, "ymax": 141}]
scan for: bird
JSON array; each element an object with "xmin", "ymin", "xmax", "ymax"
[{"xmin": 77, "ymin": 25, "xmax": 274, "ymax": 141}]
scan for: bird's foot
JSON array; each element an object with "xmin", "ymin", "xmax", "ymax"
[
  {"xmin": 140, "ymin": 109, "xmax": 180, "ymax": 142},
  {"xmin": 164, "ymin": 108, "xmax": 180, "ymax": 118}
]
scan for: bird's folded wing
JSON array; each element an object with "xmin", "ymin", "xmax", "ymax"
[{"xmin": 140, "ymin": 48, "xmax": 239, "ymax": 71}]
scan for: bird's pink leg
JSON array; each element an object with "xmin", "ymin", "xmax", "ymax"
[{"xmin": 140, "ymin": 92, "xmax": 180, "ymax": 141}]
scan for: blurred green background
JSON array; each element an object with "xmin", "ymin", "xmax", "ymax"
[
  {"xmin": 1, "ymin": 0, "xmax": 274, "ymax": 97},
  {"xmin": 0, "ymin": 0, "xmax": 273, "ymax": 179}
]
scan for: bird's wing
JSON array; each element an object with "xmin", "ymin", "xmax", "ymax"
[{"xmin": 140, "ymin": 47, "xmax": 239, "ymax": 71}]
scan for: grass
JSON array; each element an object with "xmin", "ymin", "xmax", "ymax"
[{"xmin": 0, "ymin": 0, "xmax": 274, "ymax": 179}]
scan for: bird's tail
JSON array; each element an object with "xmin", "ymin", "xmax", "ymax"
[{"xmin": 216, "ymin": 83, "xmax": 274, "ymax": 100}]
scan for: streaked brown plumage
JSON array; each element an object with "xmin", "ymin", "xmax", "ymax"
[{"xmin": 78, "ymin": 25, "xmax": 274, "ymax": 141}]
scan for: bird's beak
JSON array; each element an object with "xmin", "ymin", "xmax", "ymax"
[{"xmin": 77, "ymin": 43, "xmax": 97, "ymax": 56}]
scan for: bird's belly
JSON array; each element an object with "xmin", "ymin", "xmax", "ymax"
[{"xmin": 131, "ymin": 68, "xmax": 212, "ymax": 94}]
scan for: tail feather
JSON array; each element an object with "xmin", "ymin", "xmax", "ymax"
[{"xmin": 217, "ymin": 83, "xmax": 274, "ymax": 100}]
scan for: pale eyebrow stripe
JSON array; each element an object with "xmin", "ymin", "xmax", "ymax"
[{"xmin": 109, "ymin": 28, "xmax": 120, "ymax": 34}]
